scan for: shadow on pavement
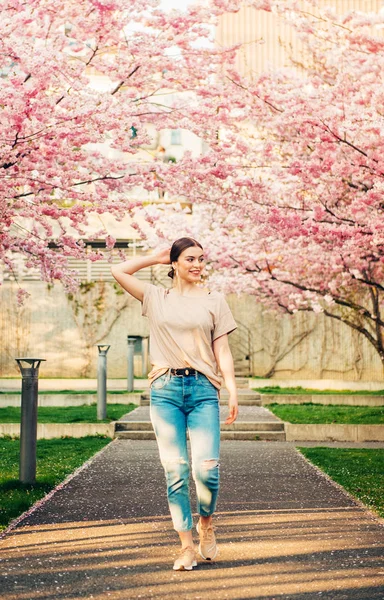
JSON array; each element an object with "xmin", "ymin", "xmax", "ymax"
[{"xmin": 0, "ymin": 441, "xmax": 383, "ymax": 599}]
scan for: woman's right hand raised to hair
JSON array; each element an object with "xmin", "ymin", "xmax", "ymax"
[
  {"xmin": 112, "ymin": 248, "xmax": 171, "ymax": 302},
  {"xmin": 156, "ymin": 247, "xmax": 172, "ymax": 265}
]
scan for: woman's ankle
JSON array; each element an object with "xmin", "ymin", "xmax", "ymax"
[
  {"xmin": 199, "ymin": 515, "xmax": 213, "ymax": 527},
  {"xmin": 178, "ymin": 529, "xmax": 194, "ymax": 549}
]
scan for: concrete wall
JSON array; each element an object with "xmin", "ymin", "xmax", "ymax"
[
  {"xmin": 1, "ymin": 422, "xmax": 383, "ymax": 442},
  {"xmin": 285, "ymin": 424, "xmax": 384, "ymax": 442},
  {"xmin": 0, "ymin": 423, "xmax": 114, "ymax": 439},
  {"xmin": 225, "ymin": 294, "xmax": 383, "ymax": 382},
  {"xmin": 1, "ymin": 279, "xmax": 383, "ymax": 380},
  {"xmin": 0, "ymin": 393, "xmax": 142, "ymax": 407},
  {"xmin": 250, "ymin": 379, "xmax": 384, "ymax": 391},
  {"xmin": 1, "ymin": 281, "xmax": 147, "ymax": 379},
  {"xmin": 261, "ymin": 395, "xmax": 384, "ymax": 407}
]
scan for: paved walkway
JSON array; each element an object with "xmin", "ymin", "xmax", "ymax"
[{"xmin": 1, "ymin": 440, "xmax": 383, "ymax": 600}]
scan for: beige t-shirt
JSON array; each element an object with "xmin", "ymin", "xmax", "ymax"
[{"xmin": 142, "ymin": 284, "xmax": 237, "ymax": 389}]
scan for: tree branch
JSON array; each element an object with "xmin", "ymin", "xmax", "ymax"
[
  {"xmin": 225, "ymin": 76, "xmax": 283, "ymax": 113},
  {"xmin": 111, "ymin": 65, "xmax": 140, "ymax": 95},
  {"xmin": 244, "ymin": 263, "xmax": 384, "ymax": 328},
  {"xmin": 322, "ymin": 308, "xmax": 380, "ymax": 354}
]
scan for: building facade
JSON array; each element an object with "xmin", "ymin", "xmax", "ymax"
[{"xmin": 216, "ymin": 1, "xmax": 383, "ymax": 77}]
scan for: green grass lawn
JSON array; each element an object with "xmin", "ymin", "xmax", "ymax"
[
  {"xmin": 298, "ymin": 448, "xmax": 384, "ymax": 518},
  {"xmin": 0, "ymin": 403, "xmax": 136, "ymax": 423},
  {"xmin": 0, "ymin": 436, "xmax": 111, "ymax": 531},
  {"xmin": 254, "ymin": 385, "xmax": 384, "ymax": 395},
  {"xmin": 267, "ymin": 403, "xmax": 384, "ymax": 424}
]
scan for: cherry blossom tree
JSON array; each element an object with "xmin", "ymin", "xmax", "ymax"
[
  {"xmin": 0, "ymin": 0, "xmax": 232, "ymax": 300},
  {"xmin": 154, "ymin": 0, "xmax": 384, "ymax": 370},
  {"xmin": 214, "ymin": 1, "xmax": 384, "ymax": 369},
  {"xmin": 5, "ymin": 0, "xmax": 384, "ymax": 372}
]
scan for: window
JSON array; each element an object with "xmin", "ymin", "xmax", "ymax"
[{"xmin": 170, "ymin": 129, "xmax": 182, "ymax": 145}]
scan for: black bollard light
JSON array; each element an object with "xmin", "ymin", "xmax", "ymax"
[
  {"xmin": 96, "ymin": 345, "xmax": 110, "ymax": 421},
  {"xmin": 15, "ymin": 358, "xmax": 46, "ymax": 484},
  {"xmin": 127, "ymin": 337, "xmax": 136, "ymax": 392}
]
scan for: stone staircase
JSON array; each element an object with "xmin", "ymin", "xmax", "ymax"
[
  {"xmin": 114, "ymin": 405, "xmax": 285, "ymax": 441},
  {"xmin": 139, "ymin": 377, "xmax": 262, "ymax": 407},
  {"xmin": 115, "ymin": 377, "xmax": 285, "ymax": 441},
  {"xmin": 233, "ymin": 358, "xmax": 252, "ymax": 377}
]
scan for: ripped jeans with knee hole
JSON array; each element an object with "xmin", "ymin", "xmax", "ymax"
[{"xmin": 150, "ymin": 370, "xmax": 220, "ymax": 532}]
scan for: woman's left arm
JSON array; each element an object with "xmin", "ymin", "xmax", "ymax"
[{"xmin": 213, "ymin": 334, "xmax": 238, "ymax": 425}]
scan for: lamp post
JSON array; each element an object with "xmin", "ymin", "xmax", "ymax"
[
  {"xmin": 127, "ymin": 336, "xmax": 136, "ymax": 392},
  {"xmin": 96, "ymin": 345, "xmax": 110, "ymax": 420},
  {"xmin": 15, "ymin": 358, "xmax": 46, "ymax": 484}
]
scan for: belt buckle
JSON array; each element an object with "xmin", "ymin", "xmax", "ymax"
[{"xmin": 185, "ymin": 369, "xmax": 189, "ymax": 376}]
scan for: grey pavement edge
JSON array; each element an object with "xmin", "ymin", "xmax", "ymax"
[{"xmin": 0, "ymin": 440, "xmax": 383, "ymax": 600}]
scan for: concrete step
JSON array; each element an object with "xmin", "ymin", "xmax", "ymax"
[
  {"xmin": 140, "ymin": 398, "xmax": 261, "ymax": 407},
  {"xmin": 114, "ymin": 410, "xmax": 286, "ymax": 440},
  {"xmin": 115, "ymin": 421, "xmax": 284, "ymax": 432},
  {"xmin": 220, "ymin": 431, "xmax": 286, "ymax": 441},
  {"xmin": 222, "ymin": 422, "xmax": 284, "ymax": 431},
  {"xmin": 115, "ymin": 429, "xmax": 285, "ymax": 441},
  {"xmin": 140, "ymin": 388, "xmax": 261, "ymax": 407},
  {"xmin": 115, "ymin": 421, "xmax": 152, "ymax": 432},
  {"xmin": 115, "ymin": 431, "xmax": 156, "ymax": 440},
  {"xmin": 233, "ymin": 377, "xmax": 251, "ymax": 389},
  {"xmin": 140, "ymin": 397, "xmax": 261, "ymax": 406},
  {"xmin": 119, "ymin": 405, "xmax": 280, "ymax": 422},
  {"xmin": 234, "ymin": 362, "xmax": 251, "ymax": 369},
  {"xmin": 223, "ymin": 390, "xmax": 261, "ymax": 404}
]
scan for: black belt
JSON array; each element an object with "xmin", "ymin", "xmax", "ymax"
[{"xmin": 170, "ymin": 368, "xmax": 197, "ymax": 376}]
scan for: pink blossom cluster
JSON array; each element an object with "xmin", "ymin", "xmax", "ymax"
[
  {"xmin": 156, "ymin": 0, "xmax": 384, "ymax": 362},
  {"xmin": 0, "ymin": 0, "xmax": 231, "ymax": 292}
]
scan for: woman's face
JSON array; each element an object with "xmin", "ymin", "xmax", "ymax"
[{"xmin": 173, "ymin": 246, "xmax": 205, "ymax": 283}]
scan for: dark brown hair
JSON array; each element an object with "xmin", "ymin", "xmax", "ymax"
[{"xmin": 168, "ymin": 237, "xmax": 204, "ymax": 279}]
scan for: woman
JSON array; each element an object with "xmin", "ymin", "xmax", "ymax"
[{"xmin": 111, "ymin": 237, "xmax": 238, "ymax": 571}]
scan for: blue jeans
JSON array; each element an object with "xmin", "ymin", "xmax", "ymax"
[{"xmin": 150, "ymin": 370, "xmax": 220, "ymax": 532}]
